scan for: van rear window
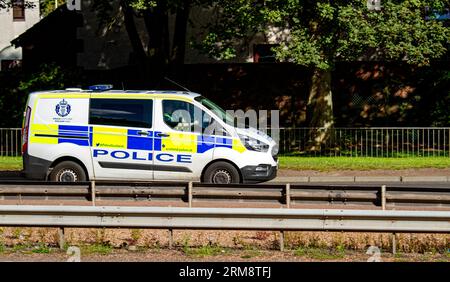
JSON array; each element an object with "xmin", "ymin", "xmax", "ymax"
[{"xmin": 89, "ymin": 99, "xmax": 153, "ymax": 128}]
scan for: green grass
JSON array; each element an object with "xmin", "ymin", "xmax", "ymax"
[
  {"xmin": 182, "ymin": 243, "xmax": 226, "ymax": 257},
  {"xmin": 81, "ymin": 244, "xmax": 113, "ymax": 255},
  {"xmin": 31, "ymin": 244, "xmax": 51, "ymax": 254},
  {"xmin": 279, "ymin": 156, "xmax": 450, "ymax": 171},
  {"xmin": 1, "ymin": 156, "xmax": 450, "ymax": 172},
  {"xmin": 294, "ymin": 247, "xmax": 345, "ymax": 260},
  {"xmin": 0, "ymin": 157, "xmax": 22, "ymax": 170},
  {"xmin": 11, "ymin": 244, "xmax": 29, "ymax": 253}
]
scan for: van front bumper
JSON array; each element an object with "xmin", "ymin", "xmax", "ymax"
[{"xmin": 241, "ymin": 164, "xmax": 277, "ymax": 183}]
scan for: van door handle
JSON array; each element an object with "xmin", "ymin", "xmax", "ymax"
[
  {"xmin": 156, "ymin": 133, "xmax": 170, "ymax": 137},
  {"xmin": 138, "ymin": 131, "xmax": 149, "ymax": 136}
]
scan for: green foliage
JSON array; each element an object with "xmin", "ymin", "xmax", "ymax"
[
  {"xmin": 183, "ymin": 244, "xmax": 225, "ymax": 257},
  {"xmin": 39, "ymin": 0, "xmax": 65, "ymax": 17},
  {"xmin": 82, "ymin": 243, "xmax": 113, "ymax": 255},
  {"xmin": 0, "ymin": 0, "xmax": 35, "ymax": 10},
  {"xmin": 193, "ymin": 0, "xmax": 267, "ymax": 60},
  {"xmin": 430, "ymin": 70, "xmax": 450, "ymax": 126},
  {"xmin": 196, "ymin": 0, "xmax": 449, "ymax": 129},
  {"xmin": 32, "ymin": 244, "xmax": 51, "ymax": 254},
  {"xmin": 0, "ymin": 64, "xmax": 81, "ymax": 127},
  {"xmin": 129, "ymin": 0, "xmax": 157, "ymax": 10},
  {"xmin": 199, "ymin": 0, "xmax": 450, "ymax": 70}
]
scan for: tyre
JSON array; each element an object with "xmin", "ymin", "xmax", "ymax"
[
  {"xmin": 203, "ymin": 161, "xmax": 240, "ymax": 184},
  {"xmin": 49, "ymin": 161, "xmax": 87, "ymax": 182}
]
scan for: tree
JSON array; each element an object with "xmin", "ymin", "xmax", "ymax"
[
  {"xmin": 40, "ymin": 0, "xmax": 65, "ymax": 17},
  {"xmin": 0, "ymin": 0, "xmax": 35, "ymax": 9},
  {"xmin": 198, "ymin": 0, "xmax": 450, "ymax": 149},
  {"xmin": 91, "ymin": 0, "xmax": 198, "ymax": 85}
]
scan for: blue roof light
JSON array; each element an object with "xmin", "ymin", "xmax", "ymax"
[{"xmin": 89, "ymin": 84, "xmax": 113, "ymax": 91}]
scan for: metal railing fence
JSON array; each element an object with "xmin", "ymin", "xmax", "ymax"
[
  {"xmin": 1, "ymin": 127, "xmax": 450, "ymax": 157},
  {"xmin": 0, "ymin": 128, "xmax": 21, "ymax": 157},
  {"xmin": 275, "ymin": 127, "xmax": 450, "ymax": 156}
]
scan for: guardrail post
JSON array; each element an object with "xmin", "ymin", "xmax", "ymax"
[
  {"xmin": 168, "ymin": 229, "xmax": 174, "ymax": 249},
  {"xmin": 285, "ymin": 183, "xmax": 291, "ymax": 208},
  {"xmin": 91, "ymin": 181, "xmax": 96, "ymax": 206},
  {"xmin": 381, "ymin": 185, "xmax": 386, "ymax": 210},
  {"xmin": 279, "ymin": 231, "xmax": 285, "ymax": 252},
  {"xmin": 392, "ymin": 233, "xmax": 397, "ymax": 254},
  {"xmin": 58, "ymin": 227, "xmax": 65, "ymax": 250},
  {"xmin": 188, "ymin": 182, "xmax": 193, "ymax": 208}
]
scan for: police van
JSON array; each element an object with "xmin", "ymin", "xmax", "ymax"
[{"xmin": 21, "ymin": 85, "xmax": 278, "ymax": 183}]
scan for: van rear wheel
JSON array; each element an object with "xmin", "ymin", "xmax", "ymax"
[
  {"xmin": 203, "ymin": 162, "xmax": 240, "ymax": 184},
  {"xmin": 49, "ymin": 161, "xmax": 86, "ymax": 182}
]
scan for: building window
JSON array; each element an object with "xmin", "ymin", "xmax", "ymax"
[
  {"xmin": 13, "ymin": 0, "xmax": 25, "ymax": 21},
  {"xmin": 1, "ymin": 60, "xmax": 22, "ymax": 71},
  {"xmin": 253, "ymin": 44, "xmax": 278, "ymax": 63}
]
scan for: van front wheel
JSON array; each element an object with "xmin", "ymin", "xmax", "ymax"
[
  {"xmin": 203, "ymin": 162, "xmax": 240, "ymax": 184},
  {"xmin": 49, "ymin": 161, "xmax": 87, "ymax": 182}
]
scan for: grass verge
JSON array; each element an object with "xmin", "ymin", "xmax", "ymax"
[
  {"xmin": 0, "ymin": 157, "xmax": 22, "ymax": 171},
  {"xmin": 81, "ymin": 244, "xmax": 113, "ymax": 255},
  {"xmin": 294, "ymin": 247, "xmax": 346, "ymax": 260},
  {"xmin": 1, "ymin": 156, "xmax": 450, "ymax": 172},
  {"xmin": 279, "ymin": 156, "xmax": 450, "ymax": 171}
]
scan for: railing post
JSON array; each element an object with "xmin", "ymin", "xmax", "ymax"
[
  {"xmin": 381, "ymin": 185, "xmax": 386, "ymax": 210},
  {"xmin": 392, "ymin": 233, "xmax": 397, "ymax": 255},
  {"xmin": 91, "ymin": 181, "xmax": 96, "ymax": 206},
  {"xmin": 285, "ymin": 183, "xmax": 291, "ymax": 208},
  {"xmin": 279, "ymin": 231, "xmax": 285, "ymax": 252},
  {"xmin": 188, "ymin": 182, "xmax": 193, "ymax": 208},
  {"xmin": 168, "ymin": 229, "xmax": 174, "ymax": 249},
  {"xmin": 58, "ymin": 227, "xmax": 65, "ymax": 249}
]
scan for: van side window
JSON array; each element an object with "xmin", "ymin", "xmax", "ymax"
[
  {"xmin": 89, "ymin": 99, "xmax": 153, "ymax": 128},
  {"xmin": 162, "ymin": 100, "xmax": 215, "ymax": 134}
]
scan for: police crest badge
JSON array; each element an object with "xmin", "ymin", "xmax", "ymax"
[{"xmin": 55, "ymin": 99, "xmax": 71, "ymax": 117}]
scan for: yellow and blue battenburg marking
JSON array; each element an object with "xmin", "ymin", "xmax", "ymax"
[
  {"xmin": 59, "ymin": 125, "xmax": 89, "ymax": 146},
  {"xmin": 30, "ymin": 124, "xmax": 246, "ymax": 153}
]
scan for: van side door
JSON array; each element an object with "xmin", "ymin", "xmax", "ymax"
[
  {"xmin": 89, "ymin": 98, "xmax": 154, "ymax": 180},
  {"xmin": 152, "ymin": 98, "xmax": 216, "ymax": 181}
]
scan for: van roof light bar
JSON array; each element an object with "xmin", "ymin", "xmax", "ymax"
[{"xmin": 89, "ymin": 84, "xmax": 113, "ymax": 91}]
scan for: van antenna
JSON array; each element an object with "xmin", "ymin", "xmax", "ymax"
[{"xmin": 164, "ymin": 77, "xmax": 191, "ymax": 92}]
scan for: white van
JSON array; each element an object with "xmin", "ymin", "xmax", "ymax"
[{"xmin": 21, "ymin": 86, "xmax": 278, "ymax": 183}]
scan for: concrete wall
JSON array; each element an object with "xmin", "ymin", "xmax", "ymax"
[{"xmin": 0, "ymin": 0, "xmax": 40, "ymax": 70}]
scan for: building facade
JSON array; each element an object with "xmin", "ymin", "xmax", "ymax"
[{"xmin": 0, "ymin": 0, "xmax": 40, "ymax": 71}]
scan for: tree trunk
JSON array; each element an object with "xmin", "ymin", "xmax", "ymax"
[
  {"xmin": 120, "ymin": 0, "xmax": 147, "ymax": 65},
  {"xmin": 143, "ymin": 2, "xmax": 170, "ymax": 67},
  {"xmin": 306, "ymin": 68, "xmax": 334, "ymax": 151},
  {"xmin": 140, "ymin": 2, "xmax": 170, "ymax": 87},
  {"xmin": 170, "ymin": 0, "xmax": 191, "ymax": 65}
]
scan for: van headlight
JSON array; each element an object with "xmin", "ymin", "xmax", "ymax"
[
  {"xmin": 271, "ymin": 144, "xmax": 279, "ymax": 156},
  {"xmin": 239, "ymin": 134, "xmax": 269, "ymax": 152}
]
